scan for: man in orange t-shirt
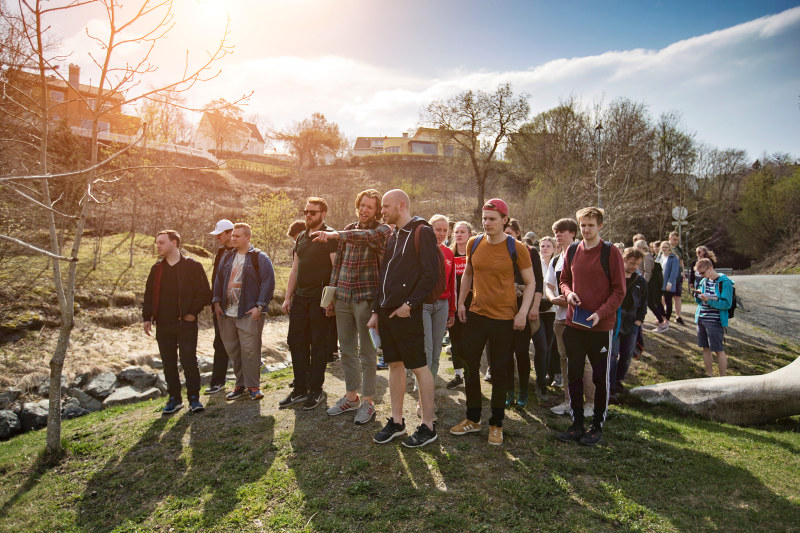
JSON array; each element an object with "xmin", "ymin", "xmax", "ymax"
[{"xmin": 449, "ymin": 198, "xmax": 536, "ymax": 446}]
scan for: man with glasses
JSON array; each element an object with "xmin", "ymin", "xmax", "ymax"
[{"xmin": 279, "ymin": 198, "xmax": 338, "ymax": 410}]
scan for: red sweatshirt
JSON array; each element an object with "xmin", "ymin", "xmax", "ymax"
[
  {"xmin": 438, "ymin": 244, "xmax": 457, "ymax": 317},
  {"xmin": 559, "ymin": 241, "xmax": 626, "ymax": 332}
]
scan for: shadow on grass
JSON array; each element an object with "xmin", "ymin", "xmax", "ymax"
[
  {"xmin": 0, "ymin": 448, "xmax": 63, "ymax": 520},
  {"xmin": 77, "ymin": 398, "xmax": 275, "ymax": 532}
]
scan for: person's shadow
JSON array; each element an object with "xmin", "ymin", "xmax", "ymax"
[{"xmin": 77, "ymin": 397, "xmax": 275, "ymax": 532}]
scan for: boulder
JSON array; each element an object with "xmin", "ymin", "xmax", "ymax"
[
  {"xmin": 38, "ymin": 375, "xmax": 70, "ymax": 398},
  {"xmin": 63, "ymin": 404, "xmax": 89, "ymax": 420},
  {"xmin": 631, "ymin": 356, "xmax": 800, "ymax": 425},
  {"xmin": 150, "ymin": 358, "xmax": 164, "ymax": 369},
  {"xmin": 196, "ymin": 356, "xmax": 214, "ymax": 373},
  {"xmin": 85, "ymin": 372, "xmax": 118, "ymax": 400},
  {"xmin": 71, "ymin": 372, "xmax": 91, "ymax": 389},
  {"xmin": 200, "ymin": 372, "xmax": 212, "ymax": 386},
  {"xmin": 63, "ymin": 397, "xmax": 81, "ymax": 409},
  {"xmin": 102, "ymin": 386, "xmax": 161, "ymax": 408},
  {"xmin": 117, "ymin": 366, "xmax": 158, "ymax": 390},
  {"xmin": 0, "ymin": 410, "xmax": 22, "ymax": 440},
  {"xmin": 154, "ymin": 372, "xmax": 168, "ymax": 396},
  {"xmin": 69, "ymin": 387, "xmax": 100, "ymax": 411},
  {"xmin": 0, "ymin": 388, "xmax": 21, "ymax": 409},
  {"xmin": 19, "ymin": 401, "xmax": 49, "ymax": 431}
]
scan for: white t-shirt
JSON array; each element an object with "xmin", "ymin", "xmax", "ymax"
[
  {"xmin": 545, "ymin": 255, "xmax": 567, "ymax": 321},
  {"xmin": 225, "ymin": 253, "xmax": 247, "ymax": 317},
  {"xmin": 541, "ymin": 258, "xmax": 556, "ymax": 313}
]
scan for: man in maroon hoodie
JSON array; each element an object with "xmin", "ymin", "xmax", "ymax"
[{"xmin": 557, "ymin": 207, "xmax": 625, "ymax": 446}]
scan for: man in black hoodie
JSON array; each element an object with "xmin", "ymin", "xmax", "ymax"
[
  {"xmin": 143, "ymin": 230, "xmax": 211, "ymax": 415},
  {"xmin": 367, "ymin": 189, "xmax": 439, "ymax": 448},
  {"xmin": 206, "ymin": 219, "xmax": 235, "ymax": 395}
]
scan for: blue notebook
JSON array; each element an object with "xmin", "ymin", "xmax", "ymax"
[{"xmin": 572, "ymin": 306, "xmax": 594, "ymax": 328}]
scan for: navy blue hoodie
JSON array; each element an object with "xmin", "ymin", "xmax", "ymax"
[{"xmin": 373, "ymin": 216, "xmax": 439, "ymax": 312}]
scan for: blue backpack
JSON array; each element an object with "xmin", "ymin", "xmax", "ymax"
[{"xmin": 469, "ymin": 234, "xmax": 520, "ymax": 281}]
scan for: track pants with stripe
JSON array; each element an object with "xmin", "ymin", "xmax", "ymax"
[{"xmin": 563, "ymin": 326, "xmax": 612, "ymax": 427}]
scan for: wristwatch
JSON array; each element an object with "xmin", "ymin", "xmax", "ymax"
[{"xmin": 257, "ymin": 305, "xmax": 266, "ymax": 312}]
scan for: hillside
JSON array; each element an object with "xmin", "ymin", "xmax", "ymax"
[{"xmin": 746, "ymin": 233, "xmax": 800, "ymax": 274}]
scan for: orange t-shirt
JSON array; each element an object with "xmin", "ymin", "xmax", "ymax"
[{"xmin": 466, "ymin": 235, "xmax": 532, "ymax": 320}]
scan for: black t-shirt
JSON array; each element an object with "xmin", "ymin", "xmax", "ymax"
[
  {"xmin": 294, "ymin": 223, "xmax": 338, "ymax": 299},
  {"xmin": 157, "ymin": 261, "xmax": 180, "ymax": 325}
]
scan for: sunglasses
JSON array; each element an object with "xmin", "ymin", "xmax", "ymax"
[{"xmin": 303, "ymin": 210, "xmax": 321, "ymax": 215}]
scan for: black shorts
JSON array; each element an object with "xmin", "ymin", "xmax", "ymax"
[{"xmin": 378, "ymin": 307, "xmax": 427, "ymax": 370}]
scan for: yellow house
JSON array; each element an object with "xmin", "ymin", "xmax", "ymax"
[{"xmin": 353, "ymin": 128, "xmax": 467, "ymax": 157}]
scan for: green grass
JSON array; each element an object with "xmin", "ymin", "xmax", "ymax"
[
  {"xmin": 1, "ymin": 331, "xmax": 798, "ymax": 531},
  {"xmin": 225, "ymin": 159, "xmax": 292, "ymax": 176}
]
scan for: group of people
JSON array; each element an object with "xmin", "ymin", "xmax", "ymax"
[{"xmin": 141, "ymin": 187, "xmax": 734, "ymax": 448}]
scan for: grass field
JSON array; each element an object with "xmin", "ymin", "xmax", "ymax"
[{"xmin": 1, "ymin": 317, "xmax": 798, "ymax": 532}]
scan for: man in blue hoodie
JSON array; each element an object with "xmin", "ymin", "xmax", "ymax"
[
  {"xmin": 694, "ymin": 258, "xmax": 733, "ymax": 377},
  {"xmin": 367, "ymin": 189, "xmax": 440, "ymax": 448}
]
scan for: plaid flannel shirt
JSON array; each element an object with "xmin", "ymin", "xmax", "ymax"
[{"xmin": 329, "ymin": 220, "xmax": 392, "ymax": 303}]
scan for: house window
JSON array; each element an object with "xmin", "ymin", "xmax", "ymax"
[
  {"xmin": 411, "ymin": 142, "xmax": 437, "ymax": 155},
  {"xmin": 370, "ymin": 139, "xmax": 384, "ymax": 148},
  {"xmin": 444, "ymin": 145, "xmax": 454, "ymax": 157},
  {"xmin": 49, "ymin": 90, "xmax": 64, "ymax": 103},
  {"xmin": 385, "ymin": 146, "xmax": 400, "ymax": 153}
]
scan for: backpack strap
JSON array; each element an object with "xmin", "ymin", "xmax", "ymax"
[
  {"xmin": 505, "ymin": 235, "xmax": 521, "ymax": 282},
  {"xmin": 249, "ymin": 248, "xmax": 262, "ymax": 281},
  {"xmin": 467, "ymin": 234, "xmax": 485, "ymax": 267}
]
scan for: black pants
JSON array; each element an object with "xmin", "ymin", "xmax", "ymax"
[
  {"xmin": 448, "ymin": 315, "xmax": 467, "ymax": 371},
  {"xmin": 287, "ymin": 294, "xmax": 332, "ymax": 392},
  {"xmin": 462, "ymin": 312, "xmax": 513, "ymax": 426},
  {"xmin": 210, "ymin": 314, "xmax": 229, "ymax": 387},
  {"xmin": 509, "ymin": 321, "xmax": 531, "ymax": 392},
  {"xmin": 563, "ymin": 325, "xmax": 612, "ymax": 427},
  {"xmin": 542, "ymin": 313, "xmax": 559, "ymax": 377},
  {"xmin": 156, "ymin": 320, "xmax": 201, "ymax": 399}
]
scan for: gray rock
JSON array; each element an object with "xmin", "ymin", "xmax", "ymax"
[
  {"xmin": 20, "ymin": 401, "xmax": 49, "ymax": 431},
  {"xmin": 71, "ymin": 372, "xmax": 91, "ymax": 389},
  {"xmin": 62, "ymin": 404, "xmax": 89, "ymax": 420},
  {"xmin": 69, "ymin": 387, "xmax": 102, "ymax": 411},
  {"xmin": 117, "ymin": 366, "xmax": 158, "ymax": 390},
  {"xmin": 200, "ymin": 372, "xmax": 212, "ymax": 386},
  {"xmin": 102, "ymin": 386, "xmax": 161, "ymax": 408},
  {"xmin": 85, "ymin": 372, "xmax": 118, "ymax": 400},
  {"xmin": 38, "ymin": 375, "xmax": 70, "ymax": 398},
  {"xmin": 85, "ymin": 398, "xmax": 103, "ymax": 412},
  {"xmin": 0, "ymin": 388, "xmax": 21, "ymax": 409},
  {"xmin": 154, "ymin": 373, "xmax": 168, "ymax": 396},
  {"xmin": 63, "ymin": 397, "xmax": 81, "ymax": 409},
  {"xmin": 196, "ymin": 356, "xmax": 214, "ymax": 373},
  {"xmin": 150, "ymin": 358, "xmax": 164, "ymax": 369},
  {"xmin": 631, "ymin": 356, "xmax": 800, "ymax": 425},
  {"xmin": 0, "ymin": 409, "xmax": 22, "ymax": 439}
]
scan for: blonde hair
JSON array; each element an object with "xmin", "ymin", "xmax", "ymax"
[
  {"xmin": 450, "ymin": 220, "xmax": 474, "ymax": 253},
  {"xmin": 233, "ymin": 222, "xmax": 252, "ymax": 238},
  {"xmin": 354, "ymin": 189, "xmax": 381, "ymax": 217},
  {"xmin": 634, "ymin": 239, "xmax": 650, "ymax": 254},
  {"xmin": 696, "ymin": 245, "xmax": 717, "ymax": 263},
  {"xmin": 429, "ymin": 214, "xmax": 449, "ymax": 226},
  {"xmin": 576, "ymin": 206, "xmax": 604, "ymax": 225}
]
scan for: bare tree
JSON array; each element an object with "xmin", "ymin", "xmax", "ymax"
[
  {"xmin": 0, "ymin": 0, "xmax": 238, "ymax": 456},
  {"xmin": 420, "ymin": 82, "xmax": 530, "ymax": 216}
]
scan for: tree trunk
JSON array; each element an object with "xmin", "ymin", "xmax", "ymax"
[{"xmin": 45, "ymin": 316, "xmax": 72, "ymax": 455}]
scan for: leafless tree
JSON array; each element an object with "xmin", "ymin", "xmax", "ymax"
[
  {"xmin": 0, "ymin": 0, "xmax": 239, "ymax": 456},
  {"xmin": 420, "ymin": 82, "xmax": 530, "ymax": 217}
]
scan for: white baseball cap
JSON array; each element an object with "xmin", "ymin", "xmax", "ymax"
[{"xmin": 209, "ymin": 219, "xmax": 234, "ymax": 235}]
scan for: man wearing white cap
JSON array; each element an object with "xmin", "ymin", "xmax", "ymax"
[{"xmin": 206, "ymin": 219, "xmax": 235, "ymax": 394}]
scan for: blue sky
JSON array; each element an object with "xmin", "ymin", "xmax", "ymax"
[{"xmin": 54, "ymin": 0, "xmax": 800, "ymax": 159}]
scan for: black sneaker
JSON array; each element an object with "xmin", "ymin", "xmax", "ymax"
[
  {"xmin": 204, "ymin": 384, "xmax": 225, "ymax": 395},
  {"xmin": 402, "ymin": 423, "xmax": 438, "ymax": 448},
  {"xmin": 373, "ymin": 417, "xmax": 406, "ymax": 444},
  {"xmin": 302, "ymin": 390, "xmax": 327, "ymax": 411},
  {"xmin": 446, "ymin": 375, "xmax": 463, "ymax": 390},
  {"xmin": 162, "ymin": 396, "xmax": 183, "ymax": 415},
  {"xmin": 579, "ymin": 424, "xmax": 603, "ymax": 446},
  {"xmin": 226, "ymin": 386, "xmax": 248, "ymax": 401},
  {"xmin": 188, "ymin": 396, "xmax": 205, "ymax": 413},
  {"xmin": 278, "ymin": 389, "xmax": 308, "ymax": 408},
  {"xmin": 675, "ymin": 316, "xmax": 686, "ymax": 325},
  {"xmin": 557, "ymin": 422, "xmax": 584, "ymax": 443}
]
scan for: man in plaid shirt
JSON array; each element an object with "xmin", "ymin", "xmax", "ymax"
[{"xmin": 312, "ymin": 189, "xmax": 392, "ymax": 425}]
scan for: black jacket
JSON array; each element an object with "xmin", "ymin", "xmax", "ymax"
[
  {"xmin": 620, "ymin": 272, "xmax": 648, "ymax": 336},
  {"xmin": 374, "ymin": 216, "xmax": 439, "ymax": 312},
  {"xmin": 142, "ymin": 254, "xmax": 211, "ymax": 322}
]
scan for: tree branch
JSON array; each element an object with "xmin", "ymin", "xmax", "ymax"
[{"xmin": 0, "ymin": 233, "xmax": 78, "ymax": 261}]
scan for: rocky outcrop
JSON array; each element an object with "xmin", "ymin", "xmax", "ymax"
[
  {"xmin": 85, "ymin": 372, "xmax": 118, "ymax": 400},
  {"xmin": 0, "ymin": 410, "xmax": 22, "ymax": 440},
  {"xmin": 631, "ymin": 356, "xmax": 800, "ymax": 425},
  {"xmin": 102, "ymin": 386, "xmax": 161, "ymax": 408},
  {"xmin": 19, "ymin": 400, "xmax": 49, "ymax": 432}
]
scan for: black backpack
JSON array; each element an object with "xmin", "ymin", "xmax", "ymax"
[
  {"xmin": 717, "ymin": 278, "xmax": 737, "ymax": 318},
  {"xmin": 412, "ymin": 225, "xmax": 447, "ymax": 304}
]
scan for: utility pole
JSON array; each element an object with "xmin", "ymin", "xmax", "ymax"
[{"xmin": 595, "ymin": 122, "xmax": 603, "ymax": 208}]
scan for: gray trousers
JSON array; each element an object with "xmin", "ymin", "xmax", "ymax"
[
  {"xmin": 219, "ymin": 313, "xmax": 265, "ymax": 389},
  {"xmin": 335, "ymin": 299, "xmax": 376, "ymax": 397},
  {"xmin": 422, "ymin": 298, "xmax": 450, "ymax": 379}
]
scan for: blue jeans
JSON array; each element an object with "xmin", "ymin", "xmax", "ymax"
[{"xmin": 609, "ymin": 329, "xmax": 638, "ymax": 392}]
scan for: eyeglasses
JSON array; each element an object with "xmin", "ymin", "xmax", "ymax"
[{"xmin": 303, "ymin": 210, "xmax": 320, "ymax": 215}]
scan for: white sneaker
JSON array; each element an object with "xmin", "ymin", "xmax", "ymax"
[
  {"xmin": 550, "ymin": 401, "xmax": 570, "ymax": 415},
  {"xmin": 584, "ymin": 405, "xmax": 594, "ymax": 418}
]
